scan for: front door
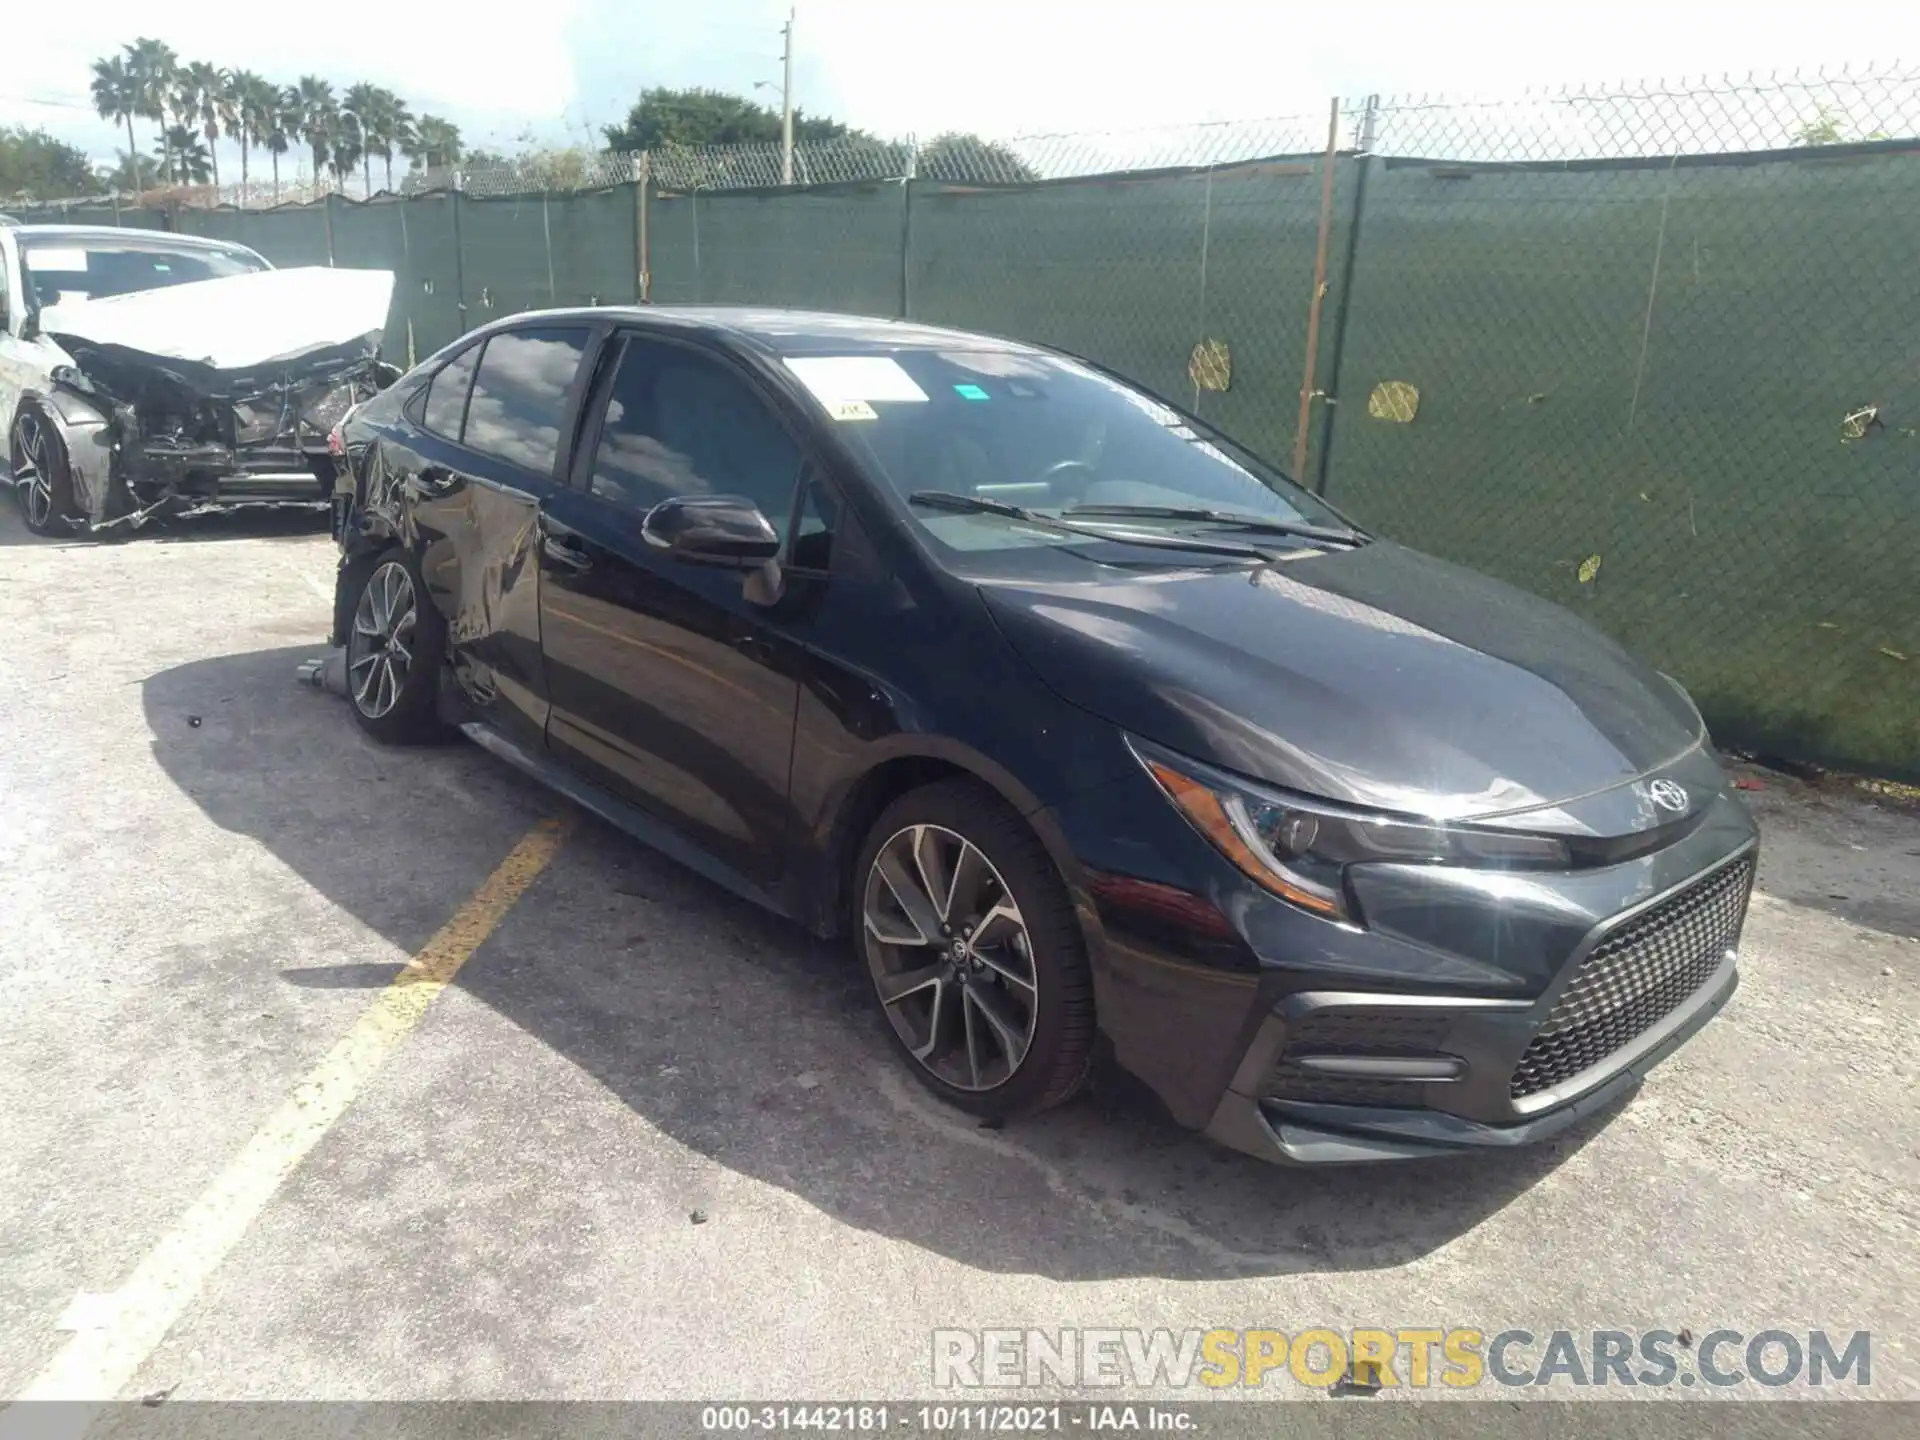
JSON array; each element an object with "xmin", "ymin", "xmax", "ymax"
[
  {"xmin": 401, "ymin": 323, "xmax": 592, "ymax": 754},
  {"xmin": 539, "ymin": 333, "xmax": 812, "ymax": 889}
]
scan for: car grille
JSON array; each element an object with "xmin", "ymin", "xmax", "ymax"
[
  {"xmin": 1263, "ymin": 1011, "xmax": 1455, "ymax": 1106},
  {"xmin": 1509, "ymin": 855, "xmax": 1753, "ymax": 1101}
]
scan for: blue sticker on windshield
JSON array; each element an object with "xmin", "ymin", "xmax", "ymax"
[{"xmin": 953, "ymin": 383, "xmax": 990, "ymax": 400}]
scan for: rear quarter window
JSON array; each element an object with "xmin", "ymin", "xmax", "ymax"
[{"xmin": 421, "ymin": 342, "xmax": 482, "ymax": 439}]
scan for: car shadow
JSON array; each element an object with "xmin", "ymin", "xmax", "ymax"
[{"xmin": 141, "ymin": 644, "xmax": 1612, "ymax": 1282}]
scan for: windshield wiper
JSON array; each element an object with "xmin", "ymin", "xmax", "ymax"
[
  {"xmin": 1063, "ymin": 503, "xmax": 1366, "ymax": 547},
  {"xmin": 909, "ymin": 490, "xmax": 1043, "ymax": 521},
  {"xmin": 907, "ymin": 490, "xmax": 1278, "ymax": 561}
]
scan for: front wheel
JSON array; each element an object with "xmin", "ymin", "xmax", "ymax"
[
  {"xmin": 10, "ymin": 403, "xmax": 76, "ymax": 536},
  {"xmin": 344, "ymin": 550, "xmax": 448, "ymax": 743},
  {"xmin": 855, "ymin": 779, "xmax": 1095, "ymax": 1119}
]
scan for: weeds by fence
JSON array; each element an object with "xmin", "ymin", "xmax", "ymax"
[{"xmin": 12, "ymin": 68, "xmax": 1919, "ymax": 778}]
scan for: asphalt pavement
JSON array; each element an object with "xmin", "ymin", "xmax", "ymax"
[{"xmin": 0, "ymin": 504, "xmax": 1915, "ymax": 1409}]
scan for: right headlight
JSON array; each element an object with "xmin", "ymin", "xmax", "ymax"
[{"xmin": 1131, "ymin": 737, "xmax": 1570, "ymax": 924}]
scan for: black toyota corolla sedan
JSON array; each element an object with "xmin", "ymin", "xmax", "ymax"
[{"xmin": 326, "ymin": 306, "xmax": 1756, "ymax": 1165}]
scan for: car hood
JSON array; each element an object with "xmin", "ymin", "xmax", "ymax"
[
  {"xmin": 977, "ymin": 540, "xmax": 1709, "ymax": 824},
  {"xmin": 40, "ymin": 266, "xmax": 394, "ymax": 372}
]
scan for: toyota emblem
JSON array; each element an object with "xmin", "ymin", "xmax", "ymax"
[{"xmin": 1649, "ymin": 778, "xmax": 1688, "ymax": 813}]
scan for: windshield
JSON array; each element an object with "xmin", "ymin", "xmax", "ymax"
[
  {"xmin": 786, "ymin": 349, "xmax": 1344, "ymax": 553},
  {"xmin": 19, "ymin": 238, "xmax": 269, "ymax": 310}
]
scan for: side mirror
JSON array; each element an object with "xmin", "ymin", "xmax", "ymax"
[{"xmin": 642, "ymin": 494, "xmax": 780, "ymax": 568}]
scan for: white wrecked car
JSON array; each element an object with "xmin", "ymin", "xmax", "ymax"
[{"xmin": 0, "ymin": 220, "xmax": 396, "ymax": 536}]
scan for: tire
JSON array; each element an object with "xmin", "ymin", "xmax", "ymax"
[
  {"xmin": 854, "ymin": 778, "xmax": 1095, "ymax": 1119},
  {"xmin": 10, "ymin": 401, "xmax": 76, "ymax": 536},
  {"xmin": 342, "ymin": 548, "xmax": 448, "ymax": 743}
]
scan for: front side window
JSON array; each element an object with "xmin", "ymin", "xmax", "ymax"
[
  {"xmin": 19, "ymin": 238, "xmax": 267, "ymax": 308},
  {"xmin": 461, "ymin": 326, "xmax": 590, "ymax": 475},
  {"xmin": 588, "ymin": 337, "xmax": 803, "ymax": 533},
  {"xmin": 787, "ymin": 349, "xmax": 1345, "ymax": 553}
]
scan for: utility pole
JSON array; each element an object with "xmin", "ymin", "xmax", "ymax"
[{"xmin": 780, "ymin": 7, "xmax": 795, "ymax": 185}]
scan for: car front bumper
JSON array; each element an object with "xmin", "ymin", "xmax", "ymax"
[{"xmin": 1042, "ymin": 750, "xmax": 1760, "ymax": 1165}]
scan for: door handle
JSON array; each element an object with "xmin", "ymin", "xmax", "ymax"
[{"xmin": 542, "ymin": 533, "xmax": 593, "ymax": 573}]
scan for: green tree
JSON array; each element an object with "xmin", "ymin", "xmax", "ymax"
[
  {"xmin": 1796, "ymin": 106, "xmax": 1848, "ymax": 146},
  {"xmin": 101, "ymin": 149, "xmax": 159, "ymax": 192},
  {"xmin": 914, "ymin": 132, "xmax": 1038, "ymax": 183},
  {"xmin": 354, "ymin": 88, "xmax": 413, "ymax": 192},
  {"xmin": 602, "ymin": 86, "xmax": 861, "ymax": 150},
  {"xmin": 291, "ymin": 76, "xmax": 337, "ymax": 188},
  {"xmin": 0, "ymin": 126, "xmax": 100, "ymax": 199},
  {"xmin": 268, "ymin": 87, "xmax": 300, "ymax": 200},
  {"xmin": 122, "ymin": 37, "xmax": 178, "ymax": 183},
  {"xmin": 89, "ymin": 56, "xmax": 142, "ymax": 184}
]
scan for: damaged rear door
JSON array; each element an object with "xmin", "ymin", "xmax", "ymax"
[{"xmin": 401, "ymin": 323, "xmax": 595, "ymax": 753}]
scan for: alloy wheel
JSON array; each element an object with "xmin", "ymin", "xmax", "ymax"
[
  {"xmin": 862, "ymin": 823, "xmax": 1039, "ymax": 1091},
  {"xmin": 349, "ymin": 561, "xmax": 419, "ymax": 719},
  {"xmin": 11, "ymin": 414, "xmax": 56, "ymax": 530}
]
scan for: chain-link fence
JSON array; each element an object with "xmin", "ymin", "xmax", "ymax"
[{"xmin": 12, "ymin": 70, "xmax": 1918, "ymax": 777}]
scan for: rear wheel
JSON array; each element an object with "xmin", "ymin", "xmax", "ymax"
[
  {"xmin": 344, "ymin": 549, "xmax": 448, "ymax": 743},
  {"xmin": 855, "ymin": 779, "xmax": 1095, "ymax": 1119},
  {"xmin": 10, "ymin": 403, "xmax": 75, "ymax": 536}
]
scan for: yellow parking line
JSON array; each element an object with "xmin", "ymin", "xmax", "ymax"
[{"xmin": 5, "ymin": 814, "xmax": 573, "ymax": 1409}]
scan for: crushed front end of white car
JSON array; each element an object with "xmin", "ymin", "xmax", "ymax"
[{"xmin": 28, "ymin": 267, "xmax": 396, "ymax": 532}]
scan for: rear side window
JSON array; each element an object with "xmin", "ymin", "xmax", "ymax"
[
  {"xmin": 421, "ymin": 342, "xmax": 481, "ymax": 439},
  {"xmin": 462, "ymin": 326, "xmax": 590, "ymax": 475}
]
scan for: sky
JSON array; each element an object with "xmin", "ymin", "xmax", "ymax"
[{"xmin": 6, "ymin": 0, "xmax": 1919, "ymax": 176}]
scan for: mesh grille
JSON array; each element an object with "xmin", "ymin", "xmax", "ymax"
[
  {"xmin": 1263, "ymin": 1011, "xmax": 1455, "ymax": 1106},
  {"xmin": 1510, "ymin": 856, "xmax": 1752, "ymax": 1100}
]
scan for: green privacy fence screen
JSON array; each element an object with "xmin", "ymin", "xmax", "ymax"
[{"xmin": 142, "ymin": 120, "xmax": 1918, "ymax": 780}]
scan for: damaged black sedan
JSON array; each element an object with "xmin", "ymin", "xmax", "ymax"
[
  {"xmin": 324, "ymin": 306, "xmax": 1757, "ymax": 1165},
  {"xmin": 0, "ymin": 221, "xmax": 395, "ymax": 535}
]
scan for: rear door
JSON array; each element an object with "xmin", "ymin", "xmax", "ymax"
[
  {"xmin": 538, "ymin": 331, "xmax": 814, "ymax": 890},
  {"xmin": 400, "ymin": 322, "xmax": 595, "ymax": 753}
]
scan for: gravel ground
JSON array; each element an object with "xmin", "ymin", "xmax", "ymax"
[{"xmin": 0, "ymin": 504, "xmax": 1914, "ymax": 1411}]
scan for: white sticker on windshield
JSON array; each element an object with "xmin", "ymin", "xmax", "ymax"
[
  {"xmin": 785, "ymin": 356, "xmax": 929, "ymax": 404},
  {"xmin": 27, "ymin": 248, "xmax": 88, "ymax": 273},
  {"xmin": 826, "ymin": 399, "xmax": 879, "ymax": 422}
]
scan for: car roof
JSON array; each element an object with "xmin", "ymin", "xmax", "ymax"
[
  {"xmin": 479, "ymin": 304, "xmax": 1046, "ymax": 358},
  {"xmin": 8, "ymin": 223, "xmax": 257, "ymax": 253}
]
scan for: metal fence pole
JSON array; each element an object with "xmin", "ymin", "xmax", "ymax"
[
  {"xmin": 1292, "ymin": 98, "xmax": 1343, "ymax": 481},
  {"xmin": 636, "ymin": 153, "xmax": 652, "ymax": 303},
  {"xmin": 398, "ymin": 195, "xmax": 416, "ymax": 368},
  {"xmin": 541, "ymin": 192, "xmax": 558, "ymax": 305},
  {"xmin": 898, "ymin": 139, "xmax": 917, "ymax": 319},
  {"xmin": 691, "ymin": 190, "xmax": 703, "ymax": 303},
  {"xmin": 1310, "ymin": 94, "xmax": 1378, "ymax": 498},
  {"xmin": 452, "ymin": 188, "xmax": 469, "ymax": 334}
]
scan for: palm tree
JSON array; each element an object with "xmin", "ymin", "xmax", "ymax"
[
  {"xmin": 408, "ymin": 113, "xmax": 462, "ymax": 171},
  {"xmin": 90, "ymin": 56, "xmax": 141, "ymax": 185},
  {"xmin": 155, "ymin": 126, "xmax": 212, "ymax": 185},
  {"xmin": 102, "ymin": 150, "xmax": 159, "ymax": 191},
  {"xmin": 231, "ymin": 71, "xmax": 275, "ymax": 191},
  {"xmin": 342, "ymin": 82, "xmax": 382, "ymax": 196},
  {"xmin": 122, "ymin": 38, "xmax": 178, "ymax": 183},
  {"xmin": 267, "ymin": 88, "xmax": 297, "ymax": 202},
  {"xmin": 381, "ymin": 92, "xmax": 415, "ymax": 192},
  {"xmin": 292, "ymin": 76, "xmax": 337, "ymax": 191},
  {"xmin": 176, "ymin": 62, "xmax": 231, "ymax": 191}
]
